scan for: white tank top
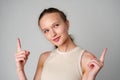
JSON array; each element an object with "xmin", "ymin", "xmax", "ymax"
[{"xmin": 41, "ymin": 47, "xmax": 85, "ymax": 80}]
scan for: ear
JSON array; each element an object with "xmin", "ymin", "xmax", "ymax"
[{"xmin": 65, "ymin": 20, "xmax": 70, "ymax": 30}]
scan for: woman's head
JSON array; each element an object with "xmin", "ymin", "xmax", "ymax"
[{"xmin": 38, "ymin": 7, "xmax": 72, "ymax": 47}]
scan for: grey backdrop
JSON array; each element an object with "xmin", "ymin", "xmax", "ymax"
[{"xmin": 0, "ymin": 0, "xmax": 120, "ymax": 80}]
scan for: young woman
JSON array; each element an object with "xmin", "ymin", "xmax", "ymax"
[{"xmin": 15, "ymin": 7, "xmax": 107, "ymax": 80}]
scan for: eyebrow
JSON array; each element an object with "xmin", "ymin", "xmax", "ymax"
[
  {"xmin": 41, "ymin": 20, "xmax": 61, "ymax": 30},
  {"xmin": 41, "ymin": 28, "xmax": 48, "ymax": 31}
]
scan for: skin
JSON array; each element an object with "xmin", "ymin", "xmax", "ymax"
[{"xmin": 15, "ymin": 12, "xmax": 107, "ymax": 80}]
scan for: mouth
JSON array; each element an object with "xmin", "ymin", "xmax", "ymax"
[{"xmin": 53, "ymin": 36, "xmax": 61, "ymax": 42}]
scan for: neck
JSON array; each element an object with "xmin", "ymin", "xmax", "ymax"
[{"xmin": 57, "ymin": 37, "xmax": 76, "ymax": 52}]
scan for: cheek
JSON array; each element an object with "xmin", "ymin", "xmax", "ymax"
[
  {"xmin": 57, "ymin": 26, "xmax": 68, "ymax": 35},
  {"xmin": 44, "ymin": 34, "xmax": 51, "ymax": 41}
]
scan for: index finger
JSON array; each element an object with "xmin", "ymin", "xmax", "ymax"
[
  {"xmin": 17, "ymin": 38, "xmax": 21, "ymax": 51},
  {"xmin": 100, "ymin": 48, "xmax": 107, "ymax": 63}
]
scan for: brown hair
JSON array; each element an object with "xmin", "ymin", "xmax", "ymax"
[{"xmin": 38, "ymin": 7, "xmax": 67, "ymax": 26}]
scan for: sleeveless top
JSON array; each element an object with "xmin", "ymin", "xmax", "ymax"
[{"xmin": 41, "ymin": 47, "xmax": 85, "ymax": 80}]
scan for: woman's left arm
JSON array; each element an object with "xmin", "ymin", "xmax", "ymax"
[{"xmin": 81, "ymin": 48, "xmax": 107, "ymax": 80}]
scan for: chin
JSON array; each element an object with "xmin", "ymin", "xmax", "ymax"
[
  {"xmin": 51, "ymin": 38, "xmax": 67, "ymax": 47},
  {"xmin": 52, "ymin": 42, "xmax": 62, "ymax": 47},
  {"xmin": 54, "ymin": 43, "xmax": 61, "ymax": 47}
]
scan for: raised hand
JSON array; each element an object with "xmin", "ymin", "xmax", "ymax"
[
  {"xmin": 15, "ymin": 38, "xmax": 30, "ymax": 71},
  {"xmin": 87, "ymin": 48, "xmax": 107, "ymax": 77}
]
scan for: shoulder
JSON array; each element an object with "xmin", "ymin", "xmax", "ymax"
[
  {"xmin": 37, "ymin": 51, "xmax": 52, "ymax": 68},
  {"xmin": 82, "ymin": 50, "xmax": 96, "ymax": 60},
  {"xmin": 39, "ymin": 51, "xmax": 51, "ymax": 65},
  {"xmin": 81, "ymin": 50, "xmax": 96, "ymax": 73},
  {"xmin": 40, "ymin": 51, "xmax": 51, "ymax": 58}
]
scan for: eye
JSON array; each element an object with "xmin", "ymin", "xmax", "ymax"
[
  {"xmin": 43, "ymin": 29, "xmax": 49, "ymax": 33},
  {"xmin": 54, "ymin": 24, "xmax": 59, "ymax": 28},
  {"xmin": 56, "ymin": 24, "xmax": 59, "ymax": 26}
]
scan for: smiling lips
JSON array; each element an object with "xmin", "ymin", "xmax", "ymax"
[{"xmin": 53, "ymin": 36, "xmax": 61, "ymax": 42}]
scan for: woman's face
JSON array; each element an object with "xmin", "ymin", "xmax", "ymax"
[{"xmin": 39, "ymin": 13, "xmax": 69, "ymax": 47}]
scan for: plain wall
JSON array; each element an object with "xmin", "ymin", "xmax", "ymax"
[{"xmin": 0, "ymin": 0, "xmax": 120, "ymax": 80}]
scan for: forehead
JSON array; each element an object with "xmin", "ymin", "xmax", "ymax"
[{"xmin": 39, "ymin": 13, "xmax": 63, "ymax": 27}]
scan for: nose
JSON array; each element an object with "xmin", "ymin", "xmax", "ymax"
[{"xmin": 50, "ymin": 29, "xmax": 57, "ymax": 37}]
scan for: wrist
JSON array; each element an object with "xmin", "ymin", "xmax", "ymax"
[
  {"xmin": 16, "ymin": 67, "xmax": 24, "ymax": 72},
  {"xmin": 16, "ymin": 68, "xmax": 27, "ymax": 80},
  {"xmin": 82, "ymin": 72, "xmax": 96, "ymax": 80}
]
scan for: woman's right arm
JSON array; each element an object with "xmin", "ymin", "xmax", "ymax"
[
  {"xmin": 15, "ymin": 38, "xmax": 30, "ymax": 80},
  {"xmin": 34, "ymin": 51, "xmax": 51, "ymax": 80},
  {"xmin": 15, "ymin": 38, "xmax": 50, "ymax": 80}
]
